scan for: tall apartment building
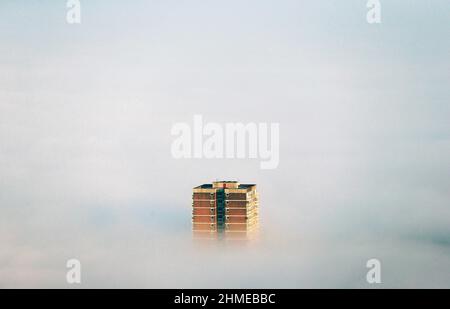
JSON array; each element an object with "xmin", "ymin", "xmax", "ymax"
[{"xmin": 192, "ymin": 181, "xmax": 259, "ymax": 239}]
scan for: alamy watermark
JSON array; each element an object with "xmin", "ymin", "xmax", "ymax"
[
  {"xmin": 66, "ymin": 0, "xmax": 81, "ymax": 24},
  {"xmin": 171, "ymin": 115, "xmax": 280, "ymax": 170},
  {"xmin": 366, "ymin": 0, "xmax": 381, "ymax": 24},
  {"xmin": 366, "ymin": 258, "xmax": 382, "ymax": 284},
  {"xmin": 66, "ymin": 259, "xmax": 81, "ymax": 284},
  {"xmin": 64, "ymin": 1, "xmax": 381, "ymax": 25}
]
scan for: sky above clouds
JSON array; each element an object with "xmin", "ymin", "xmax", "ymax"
[{"xmin": 0, "ymin": 0, "xmax": 449, "ymax": 288}]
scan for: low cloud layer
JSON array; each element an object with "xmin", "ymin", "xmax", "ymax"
[{"xmin": 0, "ymin": 0, "xmax": 449, "ymax": 288}]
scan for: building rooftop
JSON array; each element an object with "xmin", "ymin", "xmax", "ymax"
[{"xmin": 194, "ymin": 182, "xmax": 256, "ymax": 190}]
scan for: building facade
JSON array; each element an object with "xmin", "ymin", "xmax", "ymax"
[{"xmin": 192, "ymin": 181, "xmax": 258, "ymax": 239}]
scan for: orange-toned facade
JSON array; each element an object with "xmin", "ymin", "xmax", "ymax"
[{"xmin": 192, "ymin": 181, "xmax": 258, "ymax": 239}]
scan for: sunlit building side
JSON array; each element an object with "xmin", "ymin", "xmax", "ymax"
[{"xmin": 192, "ymin": 181, "xmax": 259, "ymax": 240}]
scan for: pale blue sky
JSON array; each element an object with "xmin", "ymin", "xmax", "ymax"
[{"xmin": 0, "ymin": 1, "xmax": 449, "ymax": 288}]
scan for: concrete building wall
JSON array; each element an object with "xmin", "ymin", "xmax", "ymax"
[{"xmin": 192, "ymin": 181, "xmax": 259, "ymax": 239}]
